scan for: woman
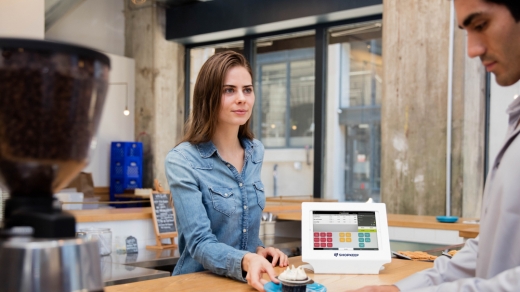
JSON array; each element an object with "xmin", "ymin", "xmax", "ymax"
[{"xmin": 165, "ymin": 51, "xmax": 288, "ymax": 291}]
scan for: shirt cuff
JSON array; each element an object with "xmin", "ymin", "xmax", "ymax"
[
  {"xmin": 227, "ymin": 249, "xmax": 249, "ymax": 282},
  {"xmin": 394, "ymin": 271, "xmax": 434, "ymax": 292}
]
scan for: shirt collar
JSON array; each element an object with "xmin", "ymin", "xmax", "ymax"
[
  {"xmin": 506, "ymin": 95, "xmax": 520, "ymax": 127},
  {"xmin": 196, "ymin": 138, "xmax": 254, "ymax": 159}
]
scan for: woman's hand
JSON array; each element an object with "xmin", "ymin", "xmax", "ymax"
[
  {"xmin": 256, "ymin": 246, "xmax": 289, "ymax": 267},
  {"xmin": 242, "ymin": 253, "xmax": 279, "ymax": 292}
]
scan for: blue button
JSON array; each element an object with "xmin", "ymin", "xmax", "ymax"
[
  {"xmin": 359, "ymin": 238, "xmax": 364, "ymax": 242},
  {"xmin": 359, "ymin": 243, "xmax": 365, "ymax": 248},
  {"xmin": 365, "ymin": 238, "xmax": 371, "ymax": 242},
  {"xmin": 358, "ymin": 233, "xmax": 364, "ymax": 237},
  {"xmin": 365, "ymin": 233, "xmax": 370, "ymax": 237}
]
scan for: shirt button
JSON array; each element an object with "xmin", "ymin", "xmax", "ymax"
[
  {"xmin": 239, "ymin": 183, "xmax": 243, "ymax": 187},
  {"xmin": 226, "ymin": 164, "xmax": 230, "ymax": 167},
  {"xmin": 243, "ymin": 229, "xmax": 247, "ymax": 233},
  {"xmin": 244, "ymin": 205, "xmax": 247, "ymax": 210},
  {"xmin": 224, "ymin": 193, "xmax": 228, "ymax": 197}
]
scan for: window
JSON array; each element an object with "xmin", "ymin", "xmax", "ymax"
[
  {"xmin": 253, "ymin": 31, "xmax": 316, "ymax": 196},
  {"xmin": 185, "ymin": 16, "xmax": 383, "ymax": 199},
  {"xmin": 325, "ymin": 21, "xmax": 383, "ymax": 202}
]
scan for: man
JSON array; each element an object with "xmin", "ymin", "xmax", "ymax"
[{"xmin": 349, "ymin": 0, "xmax": 520, "ymax": 291}]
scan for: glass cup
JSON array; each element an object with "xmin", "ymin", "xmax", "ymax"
[{"xmin": 79, "ymin": 228, "xmax": 112, "ymax": 256}]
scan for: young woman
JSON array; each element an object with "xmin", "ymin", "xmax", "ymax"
[{"xmin": 165, "ymin": 51, "xmax": 288, "ymax": 291}]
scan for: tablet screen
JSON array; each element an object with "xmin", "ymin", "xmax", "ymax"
[{"xmin": 312, "ymin": 211, "xmax": 378, "ymax": 250}]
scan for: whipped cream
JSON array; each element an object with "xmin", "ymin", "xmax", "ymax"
[{"xmin": 278, "ymin": 265, "xmax": 308, "ymax": 281}]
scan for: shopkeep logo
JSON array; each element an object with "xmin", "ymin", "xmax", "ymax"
[{"xmin": 334, "ymin": 253, "xmax": 359, "ymax": 257}]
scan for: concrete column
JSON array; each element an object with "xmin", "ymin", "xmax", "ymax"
[
  {"xmin": 125, "ymin": 0, "xmax": 185, "ymax": 188},
  {"xmin": 382, "ymin": 0, "xmax": 486, "ymax": 216}
]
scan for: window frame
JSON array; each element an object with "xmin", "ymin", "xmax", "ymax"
[{"xmin": 184, "ymin": 14, "xmax": 383, "ymax": 198}]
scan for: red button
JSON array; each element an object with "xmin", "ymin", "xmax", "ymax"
[
  {"xmin": 327, "ymin": 238, "xmax": 333, "ymax": 242},
  {"xmin": 321, "ymin": 243, "xmax": 326, "ymax": 247},
  {"xmin": 320, "ymin": 238, "xmax": 326, "ymax": 242},
  {"xmin": 314, "ymin": 243, "xmax": 320, "ymax": 247},
  {"xmin": 320, "ymin": 232, "xmax": 326, "ymax": 237},
  {"xmin": 314, "ymin": 238, "xmax": 319, "ymax": 242},
  {"xmin": 327, "ymin": 243, "xmax": 333, "ymax": 247},
  {"xmin": 327, "ymin": 232, "xmax": 332, "ymax": 237},
  {"xmin": 314, "ymin": 232, "xmax": 319, "ymax": 237}
]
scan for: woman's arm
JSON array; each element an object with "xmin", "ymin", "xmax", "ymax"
[{"xmin": 166, "ymin": 149, "xmax": 248, "ymax": 281}]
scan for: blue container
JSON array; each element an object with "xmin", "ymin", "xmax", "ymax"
[
  {"xmin": 110, "ymin": 157, "xmax": 142, "ymax": 178},
  {"xmin": 111, "ymin": 142, "xmax": 143, "ymax": 160},
  {"xmin": 110, "ymin": 177, "xmax": 142, "ymax": 199}
]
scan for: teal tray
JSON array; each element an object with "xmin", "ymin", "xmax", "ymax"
[{"xmin": 264, "ymin": 282, "xmax": 327, "ymax": 292}]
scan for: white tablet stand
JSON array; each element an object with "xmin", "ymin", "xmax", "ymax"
[{"xmin": 301, "ymin": 202, "xmax": 391, "ymax": 274}]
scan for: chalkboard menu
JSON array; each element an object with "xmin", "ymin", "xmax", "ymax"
[
  {"xmin": 151, "ymin": 193, "xmax": 176, "ymax": 234},
  {"xmin": 125, "ymin": 236, "xmax": 138, "ymax": 254}
]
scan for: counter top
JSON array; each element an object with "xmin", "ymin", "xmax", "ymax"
[
  {"xmin": 69, "ymin": 208, "xmax": 153, "ymax": 222},
  {"xmin": 101, "ymin": 248, "xmax": 180, "ymax": 269},
  {"xmin": 276, "ymin": 212, "xmax": 480, "ymax": 232},
  {"xmin": 459, "ymin": 226, "xmax": 480, "ymax": 239},
  {"xmin": 105, "ymin": 256, "xmax": 433, "ymax": 291},
  {"xmin": 102, "ymin": 262, "xmax": 170, "ymax": 286},
  {"xmin": 69, "ymin": 207, "xmax": 480, "ymax": 235},
  {"xmin": 69, "ymin": 205, "xmax": 300, "ymax": 223}
]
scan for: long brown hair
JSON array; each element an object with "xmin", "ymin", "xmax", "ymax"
[{"xmin": 182, "ymin": 51, "xmax": 255, "ymax": 144}]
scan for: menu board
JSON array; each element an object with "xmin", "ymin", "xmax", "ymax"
[
  {"xmin": 151, "ymin": 193, "xmax": 176, "ymax": 234},
  {"xmin": 125, "ymin": 236, "xmax": 138, "ymax": 254}
]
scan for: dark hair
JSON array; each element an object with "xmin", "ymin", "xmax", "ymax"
[
  {"xmin": 485, "ymin": 0, "xmax": 520, "ymax": 21},
  {"xmin": 182, "ymin": 51, "xmax": 254, "ymax": 144}
]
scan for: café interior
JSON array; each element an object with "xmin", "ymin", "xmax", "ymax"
[{"xmin": 1, "ymin": 0, "xmax": 519, "ymax": 291}]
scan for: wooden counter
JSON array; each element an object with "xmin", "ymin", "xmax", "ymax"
[
  {"xmin": 69, "ymin": 205, "xmax": 298, "ymax": 223},
  {"xmin": 69, "ymin": 206, "xmax": 480, "ymax": 238},
  {"xmin": 459, "ymin": 226, "xmax": 480, "ymax": 239},
  {"xmin": 276, "ymin": 213, "xmax": 480, "ymax": 232},
  {"xmin": 105, "ymin": 256, "xmax": 432, "ymax": 292},
  {"xmin": 68, "ymin": 207, "xmax": 153, "ymax": 223}
]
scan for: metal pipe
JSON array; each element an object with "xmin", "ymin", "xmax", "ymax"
[{"xmin": 446, "ymin": 1, "xmax": 455, "ymax": 216}]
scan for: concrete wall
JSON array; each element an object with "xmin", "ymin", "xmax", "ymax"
[
  {"xmin": 382, "ymin": 0, "xmax": 451, "ymax": 215},
  {"xmin": 0, "ymin": 0, "xmax": 44, "ymax": 39},
  {"xmin": 382, "ymin": 0, "xmax": 487, "ymax": 217},
  {"xmin": 125, "ymin": 0, "xmax": 185, "ymax": 189}
]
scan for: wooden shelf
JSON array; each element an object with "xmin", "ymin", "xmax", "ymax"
[{"xmin": 69, "ymin": 207, "xmax": 153, "ymax": 223}]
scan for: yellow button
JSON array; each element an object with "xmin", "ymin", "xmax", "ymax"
[
  {"xmin": 339, "ymin": 238, "xmax": 345, "ymax": 242},
  {"xmin": 346, "ymin": 238, "xmax": 352, "ymax": 242},
  {"xmin": 345, "ymin": 232, "xmax": 351, "ymax": 237},
  {"xmin": 339, "ymin": 232, "xmax": 345, "ymax": 237}
]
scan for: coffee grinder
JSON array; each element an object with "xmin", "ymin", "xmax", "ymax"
[{"xmin": 0, "ymin": 38, "xmax": 111, "ymax": 292}]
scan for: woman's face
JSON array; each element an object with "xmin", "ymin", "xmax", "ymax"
[{"xmin": 217, "ymin": 66, "xmax": 255, "ymax": 129}]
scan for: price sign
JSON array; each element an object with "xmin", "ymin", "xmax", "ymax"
[{"xmin": 125, "ymin": 236, "xmax": 138, "ymax": 254}]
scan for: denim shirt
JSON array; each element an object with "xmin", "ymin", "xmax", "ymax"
[{"xmin": 165, "ymin": 138, "xmax": 266, "ymax": 281}]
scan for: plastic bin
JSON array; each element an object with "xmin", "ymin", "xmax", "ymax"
[
  {"xmin": 110, "ymin": 157, "xmax": 142, "ymax": 178},
  {"xmin": 110, "ymin": 177, "xmax": 142, "ymax": 198},
  {"xmin": 111, "ymin": 142, "xmax": 143, "ymax": 160}
]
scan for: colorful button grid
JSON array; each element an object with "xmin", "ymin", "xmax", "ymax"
[{"xmin": 313, "ymin": 232, "xmax": 333, "ymax": 247}]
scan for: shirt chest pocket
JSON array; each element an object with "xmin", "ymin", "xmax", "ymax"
[
  {"xmin": 254, "ymin": 181, "xmax": 265, "ymax": 210},
  {"xmin": 209, "ymin": 186, "xmax": 237, "ymax": 217}
]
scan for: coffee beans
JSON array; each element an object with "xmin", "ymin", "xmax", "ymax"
[{"xmin": 0, "ymin": 41, "xmax": 110, "ymax": 196}]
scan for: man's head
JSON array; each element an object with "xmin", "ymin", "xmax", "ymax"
[{"xmin": 455, "ymin": 0, "xmax": 520, "ymax": 86}]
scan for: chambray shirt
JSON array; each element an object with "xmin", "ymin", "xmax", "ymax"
[{"xmin": 165, "ymin": 138, "xmax": 266, "ymax": 281}]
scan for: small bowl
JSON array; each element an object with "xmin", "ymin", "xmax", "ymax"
[{"xmin": 436, "ymin": 216, "xmax": 459, "ymax": 223}]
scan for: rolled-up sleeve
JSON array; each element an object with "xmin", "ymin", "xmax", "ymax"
[
  {"xmin": 165, "ymin": 150, "xmax": 248, "ymax": 281},
  {"xmin": 395, "ymin": 237, "xmax": 479, "ymax": 291}
]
